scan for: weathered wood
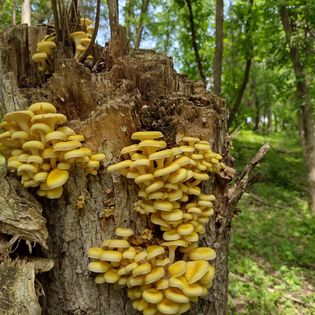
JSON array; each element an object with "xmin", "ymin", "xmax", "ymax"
[{"xmin": 0, "ymin": 260, "xmax": 41, "ymax": 315}]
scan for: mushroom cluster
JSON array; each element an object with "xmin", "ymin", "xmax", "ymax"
[
  {"xmin": 32, "ymin": 34, "xmax": 56, "ymax": 73},
  {"xmin": 0, "ymin": 102, "xmax": 105, "ymax": 199},
  {"xmin": 70, "ymin": 18, "xmax": 94, "ymax": 62},
  {"xmin": 88, "ymin": 131, "xmax": 224, "ymax": 314},
  {"xmin": 88, "ymin": 227, "xmax": 215, "ymax": 315}
]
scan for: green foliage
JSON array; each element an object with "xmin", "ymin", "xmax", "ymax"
[{"xmin": 229, "ymin": 131, "xmax": 315, "ymax": 314}]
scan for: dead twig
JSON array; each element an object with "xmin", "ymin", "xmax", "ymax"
[{"xmin": 228, "ymin": 143, "xmax": 270, "ymax": 210}]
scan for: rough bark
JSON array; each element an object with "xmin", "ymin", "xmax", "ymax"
[
  {"xmin": 213, "ymin": 0, "xmax": 224, "ymax": 95},
  {"xmin": 22, "ymin": 0, "xmax": 31, "ymax": 25},
  {"xmin": 0, "ymin": 24, "xmax": 268, "ymax": 315},
  {"xmin": 279, "ymin": 5, "xmax": 315, "ymax": 213}
]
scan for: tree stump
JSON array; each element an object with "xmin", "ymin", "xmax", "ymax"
[{"xmin": 0, "ymin": 24, "xmax": 239, "ymax": 315}]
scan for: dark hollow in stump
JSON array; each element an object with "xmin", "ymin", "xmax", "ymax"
[{"xmin": 0, "ymin": 25, "xmax": 239, "ymax": 315}]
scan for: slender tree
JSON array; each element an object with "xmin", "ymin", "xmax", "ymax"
[
  {"xmin": 279, "ymin": 5, "xmax": 315, "ymax": 213},
  {"xmin": 213, "ymin": 0, "xmax": 224, "ymax": 95},
  {"xmin": 185, "ymin": 0, "xmax": 207, "ymax": 85},
  {"xmin": 21, "ymin": 0, "xmax": 31, "ymax": 25},
  {"xmin": 134, "ymin": 0, "xmax": 149, "ymax": 48},
  {"xmin": 227, "ymin": 0, "xmax": 254, "ymax": 128}
]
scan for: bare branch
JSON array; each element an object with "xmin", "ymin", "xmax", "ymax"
[{"xmin": 228, "ymin": 143, "xmax": 270, "ymax": 208}]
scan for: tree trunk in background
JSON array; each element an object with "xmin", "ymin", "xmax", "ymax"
[
  {"xmin": 185, "ymin": 0, "xmax": 207, "ymax": 85},
  {"xmin": 125, "ymin": 0, "xmax": 135, "ymax": 45},
  {"xmin": 213, "ymin": 0, "xmax": 224, "ymax": 95},
  {"xmin": 134, "ymin": 0, "xmax": 149, "ymax": 49},
  {"xmin": 279, "ymin": 6, "xmax": 315, "ymax": 213},
  {"xmin": 21, "ymin": 0, "xmax": 31, "ymax": 25},
  {"xmin": 12, "ymin": 0, "xmax": 17, "ymax": 26},
  {"xmin": 107, "ymin": 0, "xmax": 119, "ymax": 38},
  {"xmin": 227, "ymin": 0, "xmax": 254, "ymax": 129}
]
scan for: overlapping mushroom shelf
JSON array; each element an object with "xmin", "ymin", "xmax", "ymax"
[
  {"xmin": 88, "ymin": 131, "xmax": 225, "ymax": 315},
  {"xmin": 0, "ymin": 102, "xmax": 105, "ymax": 199}
]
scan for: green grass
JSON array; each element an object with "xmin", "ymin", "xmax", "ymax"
[{"xmin": 228, "ymin": 130, "xmax": 315, "ymax": 315}]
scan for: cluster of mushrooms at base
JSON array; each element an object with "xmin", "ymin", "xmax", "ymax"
[
  {"xmin": 88, "ymin": 131, "xmax": 225, "ymax": 315},
  {"xmin": 0, "ymin": 104, "xmax": 225, "ymax": 314}
]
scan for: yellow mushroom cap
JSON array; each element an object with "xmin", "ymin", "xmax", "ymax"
[
  {"xmin": 37, "ymin": 41, "xmax": 56, "ymax": 54},
  {"xmin": 88, "ymin": 261, "xmax": 111, "ymax": 273},
  {"xmin": 53, "ymin": 140, "xmax": 82, "ymax": 152},
  {"xmin": 64, "ymin": 148, "xmax": 89, "ymax": 160},
  {"xmin": 87, "ymin": 247, "xmax": 106, "ymax": 259},
  {"xmin": 4, "ymin": 110, "xmax": 34, "ymax": 132},
  {"xmin": 17, "ymin": 164, "xmax": 38, "ymax": 176},
  {"xmin": 142, "ymin": 288, "xmax": 163, "ymax": 304},
  {"xmin": 144, "ymin": 267, "xmax": 165, "ymax": 284},
  {"xmin": 95, "ymin": 274, "xmax": 106, "ymax": 284},
  {"xmin": 163, "ymin": 230, "xmax": 180, "ymax": 241},
  {"xmin": 107, "ymin": 239, "xmax": 130, "ymax": 249},
  {"xmin": 168, "ymin": 260, "xmax": 187, "ymax": 277},
  {"xmin": 46, "ymin": 186, "xmax": 64, "ymax": 199},
  {"xmin": 46, "ymin": 169, "xmax": 69, "ymax": 189},
  {"xmin": 56, "ymin": 126, "xmax": 76, "ymax": 136},
  {"xmin": 153, "ymin": 163, "xmax": 180, "ymax": 177},
  {"xmin": 29, "ymin": 102, "xmax": 57, "ymax": 114},
  {"xmin": 128, "ymin": 275, "xmax": 145, "ymax": 287},
  {"xmin": 91, "ymin": 153, "xmax": 105, "ymax": 161},
  {"xmin": 122, "ymin": 247, "xmax": 137, "ymax": 260},
  {"xmin": 157, "ymin": 299, "xmax": 179, "ymax": 315},
  {"xmin": 131, "ymin": 131, "xmax": 164, "ymax": 141},
  {"xmin": 132, "ymin": 262, "xmax": 152, "ymax": 277},
  {"xmin": 107, "ymin": 160, "xmax": 132, "ymax": 173},
  {"xmin": 164, "ymin": 287, "xmax": 190, "ymax": 304},
  {"xmin": 177, "ymin": 224, "xmax": 194, "ymax": 236},
  {"xmin": 32, "ymin": 52, "xmax": 48, "ymax": 63},
  {"xmin": 31, "ymin": 113, "xmax": 67, "ymax": 128},
  {"xmin": 153, "ymin": 200, "xmax": 173, "ymax": 211},
  {"xmin": 115, "ymin": 227, "xmax": 134, "ymax": 237},
  {"xmin": 146, "ymin": 245, "xmax": 165, "ymax": 260},
  {"xmin": 121, "ymin": 144, "xmax": 139, "ymax": 155},
  {"xmin": 156, "ymin": 278, "xmax": 169, "ymax": 290},
  {"xmin": 155, "ymin": 257, "xmax": 171, "ymax": 266},
  {"xmin": 45, "ymin": 131, "xmax": 67, "ymax": 142},
  {"xmin": 161, "ymin": 209, "xmax": 183, "ymax": 221},
  {"xmin": 188, "ymin": 247, "xmax": 216, "ymax": 261},
  {"xmin": 104, "ymin": 269, "xmax": 120, "ymax": 283},
  {"xmin": 185, "ymin": 260, "xmax": 209, "ymax": 284},
  {"xmin": 101, "ymin": 250, "xmax": 122, "ymax": 262},
  {"xmin": 199, "ymin": 265, "xmax": 215, "ymax": 285},
  {"xmin": 70, "ymin": 31, "xmax": 88, "ymax": 46},
  {"xmin": 80, "ymin": 17, "xmax": 93, "ymax": 26}
]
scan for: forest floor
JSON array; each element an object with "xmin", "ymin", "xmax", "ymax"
[{"xmin": 228, "ymin": 130, "xmax": 315, "ymax": 315}]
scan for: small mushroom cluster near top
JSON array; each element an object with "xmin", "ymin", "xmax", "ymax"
[
  {"xmin": 0, "ymin": 102, "xmax": 105, "ymax": 199},
  {"xmin": 32, "ymin": 34, "xmax": 56, "ymax": 73},
  {"xmin": 88, "ymin": 131, "xmax": 224, "ymax": 314},
  {"xmin": 70, "ymin": 18, "xmax": 94, "ymax": 62}
]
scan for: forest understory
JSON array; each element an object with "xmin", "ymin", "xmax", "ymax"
[{"xmin": 229, "ymin": 131, "xmax": 315, "ymax": 315}]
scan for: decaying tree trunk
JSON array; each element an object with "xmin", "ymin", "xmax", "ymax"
[{"xmin": 0, "ymin": 24, "xmax": 268, "ymax": 315}]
